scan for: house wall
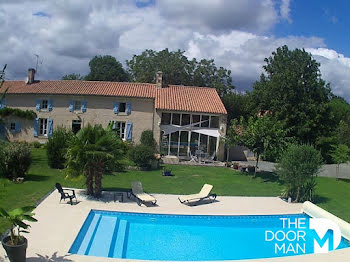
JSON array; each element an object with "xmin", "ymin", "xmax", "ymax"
[{"xmin": 3, "ymin": 94, "xmax": 155, "ymax": 143}]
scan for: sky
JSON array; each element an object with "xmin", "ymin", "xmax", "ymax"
[{"xmin": 1, "ymin": 0, "xmax": 350, "ymax": 101}]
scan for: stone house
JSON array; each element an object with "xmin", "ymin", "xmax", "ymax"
[{"xmin": 0, "ymin": 69, "xmax": 227, "ymax": 160}]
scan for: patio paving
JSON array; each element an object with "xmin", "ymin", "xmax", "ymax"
[{"xmin": 0, "ymin": 189, "xmax": 349, "ymax": 262}]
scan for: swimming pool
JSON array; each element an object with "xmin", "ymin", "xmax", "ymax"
[{"xmin": 69, "ymin": 210, "xmax": 350, "ymax": 261}]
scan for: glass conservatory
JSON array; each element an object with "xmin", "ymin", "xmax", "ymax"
[{"xmin": 160, "ymin": 112, "xmax": 221, "ymax": 158}]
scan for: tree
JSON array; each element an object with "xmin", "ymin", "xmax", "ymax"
[
  {"xmin": 85, "ymin": 55, "xmax": 129, "ymax": 82},
  {"xmin": 328, "ymin": 96, "xmax": 350, "ymax": 125},
  {"xmin": 221, "ymin": 92, "xmax": 253, "ymax": 125},
  {"xmin": 276, "ymin": 144, "xmax": 323, "ymax": 202},
  {"xmin": 66, "ymin": 125, "xmax": 125, "ymax": 197},
  {"xmin": 46, "ymin": 127, "xmax": 73, "ymax": 169},
  {"xmin": 338, "ymin": 120, "xmax": 350, "ymax": 148},
  {"xmin": 140, "ymin": 130, "xmax": 156, "ymax": 149},
  {"xmin": 251, "ymin": 45, "xmax": 332, "ymax": 145},
  {"xmin": 127, "ymin": 48, "xmax": 234, "ymax": 96},
  {"xmin": 227, "ymin": 115, "xmax": 287, "ymax": 175},
  {"xmin": 62, "ymin": 73, "xmax": 84, "ymax": 80},
  {"xmin": 331, "ymin": 144, "xmax": 350, "ymax": 179}
]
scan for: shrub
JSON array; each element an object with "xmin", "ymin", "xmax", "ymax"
[
  {"xmin": 276, "ymin": 144, "xmax": 323, "ymax": 202},
  {"xmin": 140, "ymin": 130, "xmax": 156, "ymax": 149},
  {"xmin": 32, "ymin": 141, "xmax": 41, "ymax": 148},
  {"xmin": 128, "ymin": 144, "xmax": 155, "ymax": 169},
  {"xmin": 0, "ymin": 142, "xmax": 32, "ymax": 180},
  {"xmin": 46, "ymin": 127, "xmax": 73, "ymax": 169}
]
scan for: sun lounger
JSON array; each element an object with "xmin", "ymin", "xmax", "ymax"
[
  {"xmin": 131, "ymin": 181, "xmax": 157, "ymax": 206},
  {"xmin": 178, "ymin": 184, "xmax": 217, "ymax": 204}
]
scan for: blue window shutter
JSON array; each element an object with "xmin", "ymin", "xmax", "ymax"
[
  {"xmin": 126, "ymin": 121, "xmax": 133, "ymax": 141},
  {"xmin": 48, "ymin": 99, "xmax": 53, "ymax": 112},
  {"xmin": 113, "ymin": 102, "xmax": 119, "ymax": 114},
  {"xmin": 69, "ymin": 100, "xmax": 73, "ymax": 112},
  {"xmin": 15, "ymin": 122, "xmax": 21, "ymax": 133},
  {"xmin": 81, "ymin": 100, "xmax": 87, "ymax": 113},
  {"xmin": 33, "ymin": 118, "xmax": 39, "ymax": 137},
  {"xmin": 48, "ymin": 118, "xmax": 53, "ymax": 137},
  {"xmin": 0, "ymin": 123, "xmax": 5, "ymax": 139},
  {"xmin": 0, "ymin": 98, "xmax": 6, "ymax": 109},
  {"xmin": 36, "ymin": 99, "xmax": 41, "ymax": 111},
  {"xmin": 126, "ymin": 102, "xmax": 131, "ymax": 115}
]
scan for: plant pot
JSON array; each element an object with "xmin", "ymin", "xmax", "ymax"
[{"xmin": 2, "ymin": 236, "xmax": 28, "ymax": 262}]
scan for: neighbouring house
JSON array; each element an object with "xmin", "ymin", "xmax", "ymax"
[{"xmin": 0, "ymin": 69, "xmax": 227, "ymax": 160}]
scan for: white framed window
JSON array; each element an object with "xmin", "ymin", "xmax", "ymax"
[
  {"xmin": 41, "ymin": 99, "xmax": 48, "ymax": 110},
  {"xmin": 10, "ymin": 122, "xmax": 16, "ymax": 131},
  {"xmin": 115, "ymin": 121, "xmax": 126, "ymax": 140},
  {"xmin": 73, "ymin": 100, "xmax": 81, "ymax": 111},
  {"xmin": 119, "ymin": 102, "xmax": 126, "ymax": 113},
  {"xmin": 39, "ymin": 118, "xmax": 48, "ymax": 136}
]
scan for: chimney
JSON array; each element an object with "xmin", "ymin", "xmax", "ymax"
[
  {"xmin": 156, "ymin": 71, "xmax": 163, "ymax": 89},
  {"xmin": 27, "ymin": 68, "xmax": 36, "ymax": 84}
]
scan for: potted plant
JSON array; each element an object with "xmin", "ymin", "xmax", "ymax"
[
  {"xmin": 162, "ymin": 167, "xmax": 172, "ymax": 176},
  {"xmin": 0, "ymin": 206, "xmax": 37, "ymax": 262},
  {"xmin": 233, "ymin": 162, "xmax": 239, "ymax": 169}
]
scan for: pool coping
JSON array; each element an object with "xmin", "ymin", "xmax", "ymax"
[{"xmin": 1, "ymin": 189, "xmax": 349, "ymax": 262}]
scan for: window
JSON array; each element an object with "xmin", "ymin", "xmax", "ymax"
[
  {"xmin": 201, "ymin": 115, "xmax": 209, "ymax": 127},
  {"xmin": 41, "ymin": 99, "xmax": 48, "ymax": 110},
  {"xmin": 115, "ymin": 121, "xmax": 126, "ymax": 140},
  {"xmin": 39, "ymin": 118, "xmax": 48, "ymax": 136},
  {"xmin": 72, "ymin": 120, "xmax": 81, "ymax": 134},
  {"xmin": 172, "ymin": 113, "xmax": 180, "ymax": 125},
  {"xmin": 73, "ymin": 100, "xmax": 81, "ymax": 111},
  {"xmin": 192, "ymin": 115, "xmax": 200, "ymax": 126},
  {"xmin": 210, "ymin": 116, "xmax": 219, "ymax": 128},
  {"xmin": 10, "ymin": 122, "xmax": 16, "ymax": 131},
  {"xmin": 181, "ymin": 114, "xmax": 190, "ymax": 126},
  {"xmin": 161, "ymin": 113, "xmax": 171, "ymax": 125},
  {"xmin": 119, "ymin": 103, "xmax": 126, "ymax": 113}
]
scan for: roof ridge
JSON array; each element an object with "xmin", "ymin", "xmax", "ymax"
[
  {"xmin": 167, "ymin": 84, "xmax": 216, "ymax": 90},
  {"xmin": 5, "ymin": 79, "xmax": 157, "ymax": 86}
]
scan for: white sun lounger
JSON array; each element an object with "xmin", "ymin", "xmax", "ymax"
[
  {"xmin": 131, "ymin": 181, "xmax": 157, "ymax": 206},
  {"xmin": 178, "ymin": 184, "xmax": 217, "ymax": 204}
]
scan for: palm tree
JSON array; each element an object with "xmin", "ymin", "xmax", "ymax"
[{"xmin": 66, "ymin": 124, "xmax": 125, "ymax": 197}]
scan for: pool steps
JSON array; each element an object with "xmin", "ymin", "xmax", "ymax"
[
  {"xmin": 112, "ymin": 219, "xmax": 128, "ymax": 257},
  {"xmin": 74, "ymin": 213, "xmax": 128, "ymax": 258}
]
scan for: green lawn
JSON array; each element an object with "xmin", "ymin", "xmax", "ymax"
[{"xmin": 1, "ymin": 148, "xmax": 350, "ymax": 234}]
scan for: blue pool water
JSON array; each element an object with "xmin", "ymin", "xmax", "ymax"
[{"xmin": 69, "ymin": 210, "xmax": 350, "ymax": 261}]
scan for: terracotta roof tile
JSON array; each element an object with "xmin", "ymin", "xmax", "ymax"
[
  {"xmin": 156, "ymin": 85, "xmax": 227, "ymax": 114},
  {"xmin": 2, "ymin": 80, "xmax": 227, "ymax": 115},
  {"xmin": 2, "ymin": 80, "xmax": 156, "ymax": 98}
]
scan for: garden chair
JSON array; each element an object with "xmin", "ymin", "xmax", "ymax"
[
  {"xmin": 178, "ymin": 184, "xmax": 216, "ymax": 204},
  {"xmin": 55, "ymin": 183, "xmax": 77, "ymax": 205},
  {"xmin": 131, "ymin": 181, "xmax": 157, "ymax": 206}
]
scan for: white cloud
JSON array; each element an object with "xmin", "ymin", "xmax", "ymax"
[
  {"xmin": 0, "ymin": 0, "xmax": 350, "ymax": 102},
  {"xmin": 156, "ymin": 0, "xmax": 278, "ymax": 33},
  {"xmin": 280, "ymin": 0, "xmax": 292, "ymax": 23},
  {"xmin": 307, "ymin": 48, "xmax": 350, "ymax": 100}
]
